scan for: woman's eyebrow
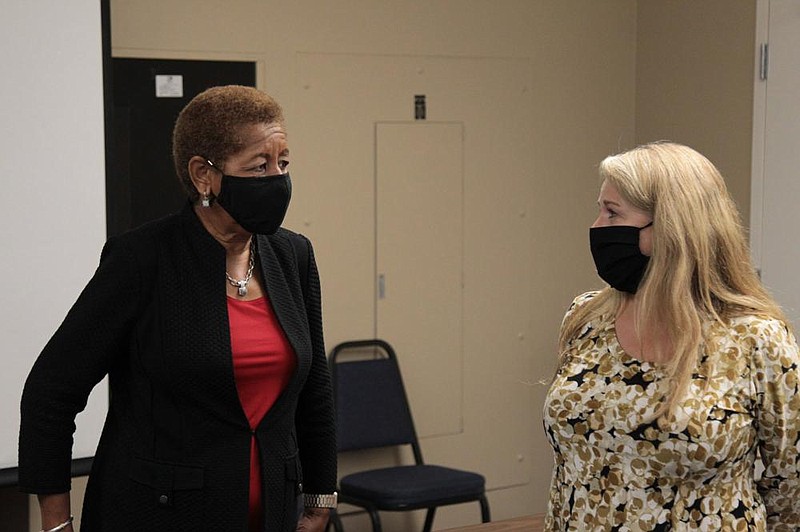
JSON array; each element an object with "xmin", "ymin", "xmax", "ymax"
[{"xmin": 252, "ymin": 148, "xmax": 290, "ymax": 159}]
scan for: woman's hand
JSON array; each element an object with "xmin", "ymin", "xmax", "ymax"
[{"xmin": 295, "ymin": 507, "xmax": 330, "ymax": 532}]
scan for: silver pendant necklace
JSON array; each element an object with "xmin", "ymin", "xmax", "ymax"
[{"xmin": 225, "ymin": 239, "xmax": 255, "ymax": 297}]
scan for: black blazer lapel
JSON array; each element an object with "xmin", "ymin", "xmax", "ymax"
[{"xmin": 255, "ymin": 234, "xmax": 312, "ymax": 388}]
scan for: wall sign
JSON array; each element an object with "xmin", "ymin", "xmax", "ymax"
[{"xmin": 155, "ymin": 74, "xmax": 183, "ymax": 98}]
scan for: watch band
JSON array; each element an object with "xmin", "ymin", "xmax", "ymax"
[{"xmin": 303, "ymin": 492, "xmax": 338, "ymax": 508}]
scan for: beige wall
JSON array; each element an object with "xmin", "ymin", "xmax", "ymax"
[
  {"xmin": 16, "ymin": 1, "xmax": 759, "ymax": 530},
  {"xmin": 635, "ymin": 0, "xmax": 756, "ymax": 225}
]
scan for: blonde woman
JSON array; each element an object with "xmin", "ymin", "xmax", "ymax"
[{"xmin": 543, "ymin": 142, "xmax": 800, "ymax": 530}]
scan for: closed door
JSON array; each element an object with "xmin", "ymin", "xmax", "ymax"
[
  {"xmin": 758, "ymin": 1, "xmax": 800, "ymax": 329},
  {"xmin": 376, "ymin": 121, "xmax": 464, "ymax": 438},
  {"xmin": 109, "ymin": 58, "xmax": 255, "ymax": 236}
]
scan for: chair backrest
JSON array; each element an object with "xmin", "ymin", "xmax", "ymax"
[{"xmin": 330, "ymin": 339, "xmax": 423, "ymax": 462}]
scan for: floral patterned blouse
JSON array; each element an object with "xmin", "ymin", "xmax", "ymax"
[{"xmin": 543, "ymin": 292, "xmax": 800, "ymax": 531}]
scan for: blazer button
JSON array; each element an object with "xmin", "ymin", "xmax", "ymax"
[{"xmin": 158, "ymin": 494, "xmax": 170, "ymax": 506}]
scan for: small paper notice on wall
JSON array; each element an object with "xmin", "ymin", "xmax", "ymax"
[{"xmin": 155, "ymin": 75, "xmax": 183, "ymax": 98}]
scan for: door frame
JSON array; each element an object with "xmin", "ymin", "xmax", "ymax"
[
  {"xmin": 749, "ymin": 0, "xmax": 769, "ymax": 269},
  {"xmin": 111, "ymin": 49, "xmax": 266, "ymax": 87}
]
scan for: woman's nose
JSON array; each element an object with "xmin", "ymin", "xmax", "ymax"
[{"xmin": 267, "ymin": 162, "xmax": 285, "ymax": 175}]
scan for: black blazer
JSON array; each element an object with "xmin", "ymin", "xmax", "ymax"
[{"xmin": 19, "ymin": 205, "xmax": 337, "ymax": 531}]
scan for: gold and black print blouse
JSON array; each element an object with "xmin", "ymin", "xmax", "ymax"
[{"xmin": 543, "ymin": 292, "xmax": 800, "ymax": 531}]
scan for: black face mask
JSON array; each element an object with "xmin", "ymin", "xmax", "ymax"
[
  {"xmin": 589, "ymin": 222, "xmax": 652, "ymax": 294},
  {"xmin": 212, "ymin": 168, "xmax": 292, "ymax": 235}
]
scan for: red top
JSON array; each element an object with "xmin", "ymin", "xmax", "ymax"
[{"xmin": 227, "ymin": 295, "xmax": 296, "ymax": 532}]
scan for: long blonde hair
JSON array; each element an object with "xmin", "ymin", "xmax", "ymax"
[{"xmin": 559, "ymin": 142, "xmax": 785, "ymax": 419}]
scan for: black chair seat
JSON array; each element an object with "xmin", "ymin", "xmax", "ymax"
[{"xmin": 340, "ymin": 465, "xmax": 485, "ymax": 509}]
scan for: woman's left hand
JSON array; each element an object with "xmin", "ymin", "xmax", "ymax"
[{"xmin": 296, "ymin": 507, "xmax": 331, "ymax": 532}]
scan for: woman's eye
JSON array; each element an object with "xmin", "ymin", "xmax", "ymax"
[{"xmin": 279, "ymin": 160, "xmax": 290, "ymax": 170}]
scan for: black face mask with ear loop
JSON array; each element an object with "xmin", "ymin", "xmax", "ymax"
[
  {"xmin": 589, "ymin": 221, "xmax": 653, "ymax": 294},
  {"xmin": 206, "ymin": 159, "xmax": 292, "ymax": 235}
]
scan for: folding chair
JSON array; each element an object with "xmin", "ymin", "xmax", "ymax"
[{"xmin": 328, "ymin": 339, "xmax": 490, "ymax": 532}]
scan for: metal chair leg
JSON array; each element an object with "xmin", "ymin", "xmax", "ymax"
[
  {"xmin": 479, "ymin": 494, "xmax": 491, "ymax": 523},
  {"xmin": 327, "ymin": 508, "xmax": 345, "ymax": 532},
  {"xmin": 367, "ymin": 507, "xmax": 383, "ymax": 532},
  {"xmin": 422, "ymin": 507, "xmax": 437, "ymax": 532}
]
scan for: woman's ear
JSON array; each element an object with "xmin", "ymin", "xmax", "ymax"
[{"xmin": 188, "ymin": 156, "xmax": 216, "ymax": 197}]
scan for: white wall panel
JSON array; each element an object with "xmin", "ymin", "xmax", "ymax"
[{"xmin": 1, "ymin": 0, "xmax": 107, "ymax": 471}]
